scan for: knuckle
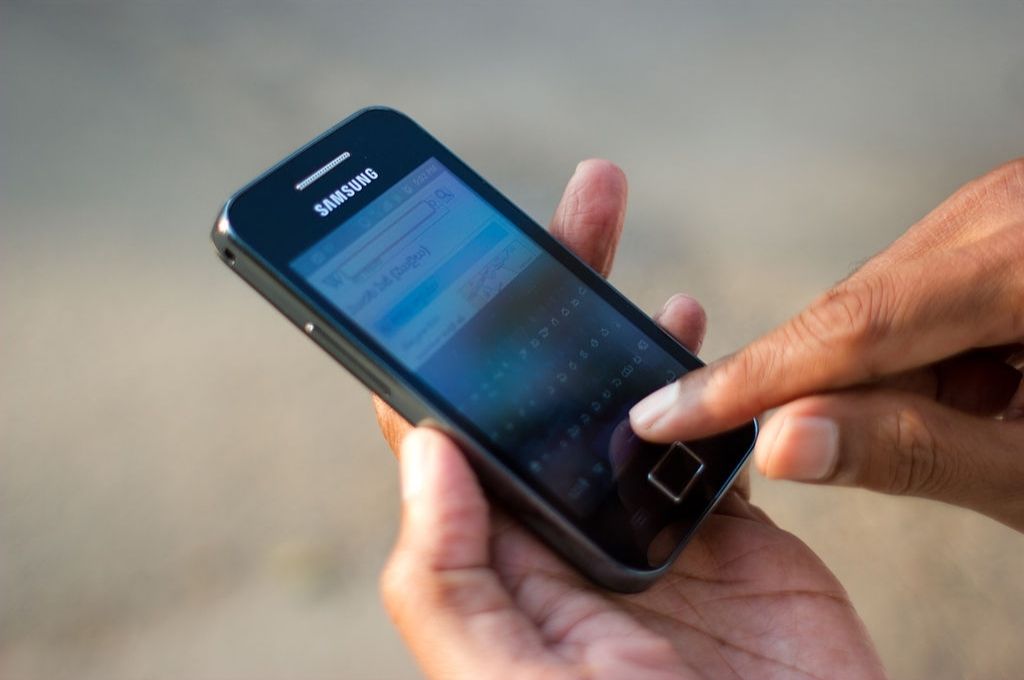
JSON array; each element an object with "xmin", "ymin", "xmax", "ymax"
[
  {"xmin": 378, "ymin": 559, "xmax": 400, "ymax": 604},
  {"xmin": 979, "ymin": 158, "xmax": 1024, "ymax": 204},
  {"xmin": 435, "ymin": 491, "xmax": 489, "ymax": 538},
  {"xmin": 708, "ymin": 344, "xmax": 778, "ymax": 414},
  {"xmin": 423, "ymin": 571, "xmax": 484, "ymax": 615},
  {"xmin": 879, "ymin": 405, "xmax": 951, "ymax": 496},
  {"xmin": 950, "ymin": 158, "xmax": 1024, "ymax": 226},
  {"xmin": 800, "ymin": 277, "xmax": 894, "ymax": 370},
  {"xmin": 922, "ymin": 158, "xmax": 1024, "ymax": 246},
  {"xmin": 734, "ymin": 343, "xmax": 775, "ymax": 390},
  {"xmin": 708, "ymin": 274, "xmax": 898, "ymax": 405},
  {"xmin": 378, "ymin": 553, "xmax": 413, "ymax": 617},
  {"xmin": 378, "ymin": 554, "xmax": 454, "ymax": 622}
]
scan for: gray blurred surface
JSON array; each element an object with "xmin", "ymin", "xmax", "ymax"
[{"xmin": 2, "ymin": 2, "xmax": 1023, "ymax": 678}]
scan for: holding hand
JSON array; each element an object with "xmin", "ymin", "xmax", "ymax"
[
  {"xmin": 376, "ymin": 161, "xmax": 885, "ymax": 680},
  {"xmin": 631, "ymin": 160, "xmax": 1024, "ymax": 531}
]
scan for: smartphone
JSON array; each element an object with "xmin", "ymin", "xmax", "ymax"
[{"xmin": 211, "ymin": 107, "xmax": 756, "ymax": 592}]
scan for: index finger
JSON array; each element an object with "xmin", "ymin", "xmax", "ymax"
[{"xmin": 630, "ymin": 247, "xmax": 1018, "ymax": 442}]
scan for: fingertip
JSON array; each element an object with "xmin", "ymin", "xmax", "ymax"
[
  {"xmin": 551, "ymin": 158, "xmax": 628, "ymax": 276},
  {"xmin": 399, "ymin": 427, "xmax": 436, "ymax": 501},
  {"xmin": 629, "ymin": 370, "xmax": 722, "ymax": 443},
  {"xmin": 655, "ymin": 293, "xmax": 707, "ymax": 353},
  {"xmin": 574, "ymin": 158, "xmax": 626, "ymax": 187},
  {"xmin": 754, "ymin": 414, "xmax": 840, "ymax": 482},
  {"xmin": 398, "ymin": 427, "xmax": 465, "ymax": 500},
  {"xmin": 567, "ymin": 158, "xmax": 628, "ymax": 217},
  {"xmin": 657, "ymin": 293, "xmax": 705, "ymax": 319},
  {"xmin": 399, "ymin": 424, "xmax": 441, "ymax": 453},
  {"xmin": 628, "ymin": 380, "xmax": 687, "ymax": 442}
]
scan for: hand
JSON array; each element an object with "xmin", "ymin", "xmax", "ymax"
[
  {"xmin": 630, "ymin": 159, "xmax": 1024, "ymax": 531},
  {"xmin": 383, "ymin": 424, "xmax": 884, "ymax": 679},
  {"xmin": 375, "ymin": 161, "xmax": 885, "ymax": 679}
]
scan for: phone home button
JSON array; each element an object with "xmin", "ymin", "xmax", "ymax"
[{"xmin": 647, "ymin": 442, "xmax": 704, "ymax": 504}]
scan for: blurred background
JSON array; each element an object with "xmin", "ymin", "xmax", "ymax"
[{"xmin": 2, "ymin": 2, "xmax": 1023, "ymax": 678}]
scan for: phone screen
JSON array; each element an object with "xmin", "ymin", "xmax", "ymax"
[{"xmin": 291, "ymin": 158, "xmax": 686, "ymax": 519}]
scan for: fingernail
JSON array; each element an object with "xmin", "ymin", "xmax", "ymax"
[
  {"xmin": 657, "ymin": 293, "xmax": 688, "ymax": 319},
  {"xmin": 400, "ymin": 430, "xmax": 430, "ymax": 502},
  {"xmin": 630, "ymin": 380, "xmax": 683, "ymax": 430},
  {"xmin": 764, "ymin": 416, "xmax": 839, "ymax": 481}
]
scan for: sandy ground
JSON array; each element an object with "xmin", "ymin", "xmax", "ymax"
[{"xmin": 2, "ymin": 2, "xmax": 1024, "ymax": 678}]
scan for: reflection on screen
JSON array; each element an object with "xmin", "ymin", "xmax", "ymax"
[
  {"xmin": 294, "ymin": 159, "xmax": 540, "ymax": 368},
  {"xmin": 293, "ymin": 158, "xmax": 685, "ymax": 517}
]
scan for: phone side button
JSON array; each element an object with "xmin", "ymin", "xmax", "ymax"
[{"xmin": 304, "ymin": 322, "xmax": 391, "ymax": 397}]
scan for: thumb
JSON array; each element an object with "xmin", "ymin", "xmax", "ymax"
[
  {"xmin": 380, "ymin": 428, "xmax": 546, "ymax": 679},
  {"xmin": 392, "ymin": 427, "xmax": 490, "ymax": 570},
  {"xmin": 753, "ymin": 390, "xmax": 1024, "ymax": 531}
]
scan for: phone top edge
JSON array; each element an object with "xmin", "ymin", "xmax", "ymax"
[
  {"xmin": 222, "ymin": 106, "xmax": 412, "ymax": 212},
  {"xmin": 211, "ymin": 202, "xmax": 234, "ymax": 248}
]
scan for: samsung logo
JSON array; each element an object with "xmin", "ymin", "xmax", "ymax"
[{"xmin": 313, "ymin": 167, "xmax": 379, "ymax": 217}]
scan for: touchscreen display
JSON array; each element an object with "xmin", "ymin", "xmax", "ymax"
[{"xmin": 292, "ymin": 158, "xmax": 686, "ymax": 517}]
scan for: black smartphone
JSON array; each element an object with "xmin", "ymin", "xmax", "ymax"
[{"xmin": 211, "ymin": 107, "xmax": 756, "ymax": 592}]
